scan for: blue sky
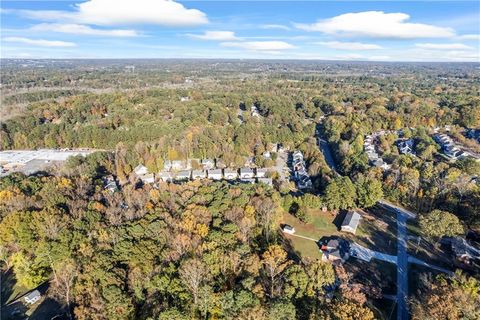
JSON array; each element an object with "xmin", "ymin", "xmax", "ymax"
[{"xmin": 1, "ymin": 0, "xmax": 479, "ymax": 61}]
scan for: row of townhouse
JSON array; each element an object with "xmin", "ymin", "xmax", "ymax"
[
  {"xmin": 433, "ymin": 133, "xmax": 473, "ymax": 160},
  {"xmin": 135, "ymin": 165, "xmax": 272, "ymax": 186},
  {"xmin": 292, "ymin": 151, "xmax": 312, "ymax": 189},
  {"xmin": 364, "ymin": 134, "xmax": 391, "ymax": 170}
]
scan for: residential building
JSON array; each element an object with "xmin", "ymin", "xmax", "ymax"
[
  {"xmin": 103, "ymin": 175, "xmax": 118, "ymax": 193},
  {"xmin": 256, "ymin": 168, "xmax": 267, "ymax": 178},
  {"xmin": 341, "ymin": 211, "xmax": 362, "ymax": 234},
  {"xmin": 321, "ymin": 238, "xmax": 350, "ymax": 264},
  {"xmin": 451, "ymin": 237, "xmax": 480, "ymax": 264},
  {"xmin": 208, "ymin": 169, "xmax": 223, "ymax": 180},
  {"xmin": 133, "ymin": 164, "xmax": 148, "ymax": 176},
  {"xmin": 240, "ymin": 168, "xmax": 254, "ymax": 179},
  {"xmin": 224, "ymin": 168, "xmax": 238, "ymax": 180},
  {"xmin": 158, "ymin": 171, "xmax": 173, "ymax": 182},
  {"xmin": 24, "ymin": 290, "xmax": 41, "ymax": 305},
  {"xmin": 201, "ymin": 159, "xmax": 215, "ymax": 170},
  {"xmin": 140, "ymin": 173, "xmax": 155, "ymax": 184},
  {"xmin": 192, "ymin": 170, "xmax": 207, "ymax": 179},
  {"xmin": 175, "ymin": 170, "xmax": 191, "ymax": 181},
  {"xmin": 398, "ymin": 139, "xmax": 414, "ymax": 155}
]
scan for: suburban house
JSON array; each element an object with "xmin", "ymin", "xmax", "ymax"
[
  {"xmin": 201, "ymin": 159, "xmax": 215, "ymax": 170},
  {"xmin": 292, "ymin": 150, "xmax": 312, "ymax": 189},
  {"xmin": 164, "ymin": 159, "xmax": 191, "ymax": 171},
  {"xmin": 208, "ymin": 169, "xmax": 223, "ymax": 180},
  {"xmin": 158, "ymin": 171, "xmax": 173, "ymax": 182},
  {"xmin": 24, "ymin": 290, "xmax": 41, "ymax": 305},
  {"xmin": 224, "ymin": 168, "xmax": 238, "ymax": 180},
  {"xmin": 140, "ymin": 173, "xmax": 155, "ymax": 184},
  {"xmin": 240, "ymin": 168, "xmax": 254, "ymax": 179},
  {"xmin": 103, "ymin": 175, "xmax": 119, "ymax": 193},
  {"xmin": 256, "ymin": 168, "xmax": 267, "ymax": 178},
  {"xmin": 341, "ymin": 211, "xmax": 362, "ymax": 234},
  {"xmin": 451, "ymin": 237, "xmax": 480, "ymax": 264},
  {"xmin": 251, "ymin": 104, "xmax": 260, "ymax": 117},
  {"xmin": 133, "ymin": 164, "xmax": 149, "ymax": 176},
  {"xmin": 192, "ymin": 170, "xmax": 207, "ymax": 180},
  {"xmin": 175, "ymin": 170, "xmax": 191, "ymax": 181},
  {"xmin": 398, "ymin": 139, "xmax": 414, "ymax": 155},
  {"xmin": 321, "ymin": 238, "xmax": 350, "ymax": 264},
  {"xmin": 282, "ymin": 225, "xmax": 295, "ymax": 234},
  {"xmin": 258, "ymin": 177, "xmax": 273, "ymax": 186}
]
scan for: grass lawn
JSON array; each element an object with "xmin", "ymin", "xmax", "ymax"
[{"xmin": 281, "ymin": 205, "xmax": 399, "ymax": 259}]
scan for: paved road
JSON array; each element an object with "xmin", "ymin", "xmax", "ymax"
[
  {"xmin": 274, "ymin": 150, "xmax": 289, "ymax": 182},
  {"xmin": 317, "ymin": 137, "xmax": 339, "ymax": 175}
]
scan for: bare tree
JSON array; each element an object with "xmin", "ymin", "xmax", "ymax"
[{"xmin": 179, "ymin": 258, "xmax": 208, "ymax": 305}]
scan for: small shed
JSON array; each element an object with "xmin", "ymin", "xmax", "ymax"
[
  {"xmin": 341, "ymin": 211, "xmax": 362, "ymax": 234},
  {"xmin": 24, "ymin": 290, "xmax": 41, "ymax": 305}
]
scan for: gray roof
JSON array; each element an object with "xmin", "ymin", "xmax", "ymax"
[
  {"xmin": 342, "ymin": 211, "xmax": 361, "ymax": 229},
  {"xmin": 25, "ymin": 290, "xmax": 41, "ymax": 300}
]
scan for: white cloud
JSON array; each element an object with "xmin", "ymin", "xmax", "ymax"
[
  {"xmin": 31, "ymin": 23, "xmax": 138, "ymax": 37},
  {"xmin": 295, "ymin": 11, "xmax": 455, "ymax": 39},
  {"xmin": 261, "ymin": 24, "xmax": 291, "ymax": 31},
  {"xmin": 220, "ymin": 41, "xmax": 295, "ymax": 51},
  {"xmin": 315, "ymin": 41, "xmax": 383, "ymax": 50},
  {"xmin": 456, "ymin": 34, "xmax": 480, "ymax": 41},
  {"xmin": 187, "ymin": 31, "xmax": 239, "ymax": 41},
  {"xmin": 3, "ymin": 37, "xmax": 76, "ymax": 47},
  {"xmin": 18, "ymin": 0, "xmax": 208, "ymax": 27},
  {"xmin": 415, "ymin": 43, "xmax": 473, "ymax": 50}
]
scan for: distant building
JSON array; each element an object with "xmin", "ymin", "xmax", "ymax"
[
  {"xmin": 341, "ymin": 211, "xmax": 362, "ymax": 234},
  {"xmin": 133, "ymin": 164, "xmax": 149, "ymax": 176},
  {"xmin": 24, "ymin": 290, "xmax": 41, "ymax": 305},
  {"xmin": 224, "ymin": 168, "xmax": 238, "ymax": 180},
  {"xmin": 164, "ymin": 160, "xmax": 191, "ymax": 171},
  {"xmin": 201, "ymin": 159, "xmax": 215, "ymax": 170},
  {"xmin": 263, "ymin": 151, "xmax": 271, "ymax": 159},
  {"xmin": 192, "ymin": 170, "xmax": 207, "ymax": 180},
  {"xmin": 256, "ymin": 168, "xmax": 267, "ymax": 178},
  {"xmin": 140, "ymin": 173, "xmax": 155, "ymax": 184},
  {"xmin": 175, "ymin": 170, "xmax": 191, "ymax": 181},
  {"xmin": 258, "ymin": 177, "xmax": 273, "ymax": 186},
  {"xmin": 180, "ymin": 96, "xmax": 190, "ymax": 102},
  {"xmin": 321, "ymin": 238, "xmax": 350, "ymax": 264},
  {"xmin": 103, "ymin": 175, "xmax": 119, "ymax": 193},
  {"xmin": 208, "ymin": 169, "xmax": 223, "ymax": 180},
  {"xmin": 282, "ymin": 225, "xmax": 295, "ymax": 234},
  {"xmin": 398, "ymin": 139, "xmax": 414, "ymax": 155},
  {"xmin": 158, "ymin": 171, "xmax": 173, "ymax": 182},
  {"xmin": 240, "ymin": 168, "xmax": 254, "ymax": 179}
]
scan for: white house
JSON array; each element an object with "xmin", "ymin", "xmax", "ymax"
[
  {"xmin": 341, "ymin": 211, "xmax": 362, "ymax": 234},
  {"xmin": 175, "ymin": 170, "xmax": 191, "ymax": 181},
  {"xmin": 140, "ymin": 173, "xmax": 155, "ymax": 184},
  {"xmin": 192, "ymin": 170, "xmax": 207, "ymax": 179},
  {"xmin": 282, "ymin": 225, "xmax": 295, "ymax": 234},
  {"xmin": 164, "ymin": 160, "xmax": 191, "ymax": 171},
  {"xmin": 158, "ymin": 171, "xmax": 173, "ymax": 182},
  {"xmin": 133, "ymin": 164, "xmax": 149, "ymax": 176},
  {"xmin": 224, "ymin": 169, "xmax": 238, "ymax": 180},
  {"xmin": 201, "ymin": 159, "xmax": 215, "ymax": 170},
  {"xmin": 208, "ymin": 169, "xmax": 223, "ymax": 180},
  {"xmin": 24, "ymin": 290, "xmax": 41, "ymax": 305},
  {"xmin": 256, "ymin": 168, "xmax": 267, "ymax": 178},
  {"xmin": 240, "ymin": 168, "xmax": 254, "ymax": 179}
]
